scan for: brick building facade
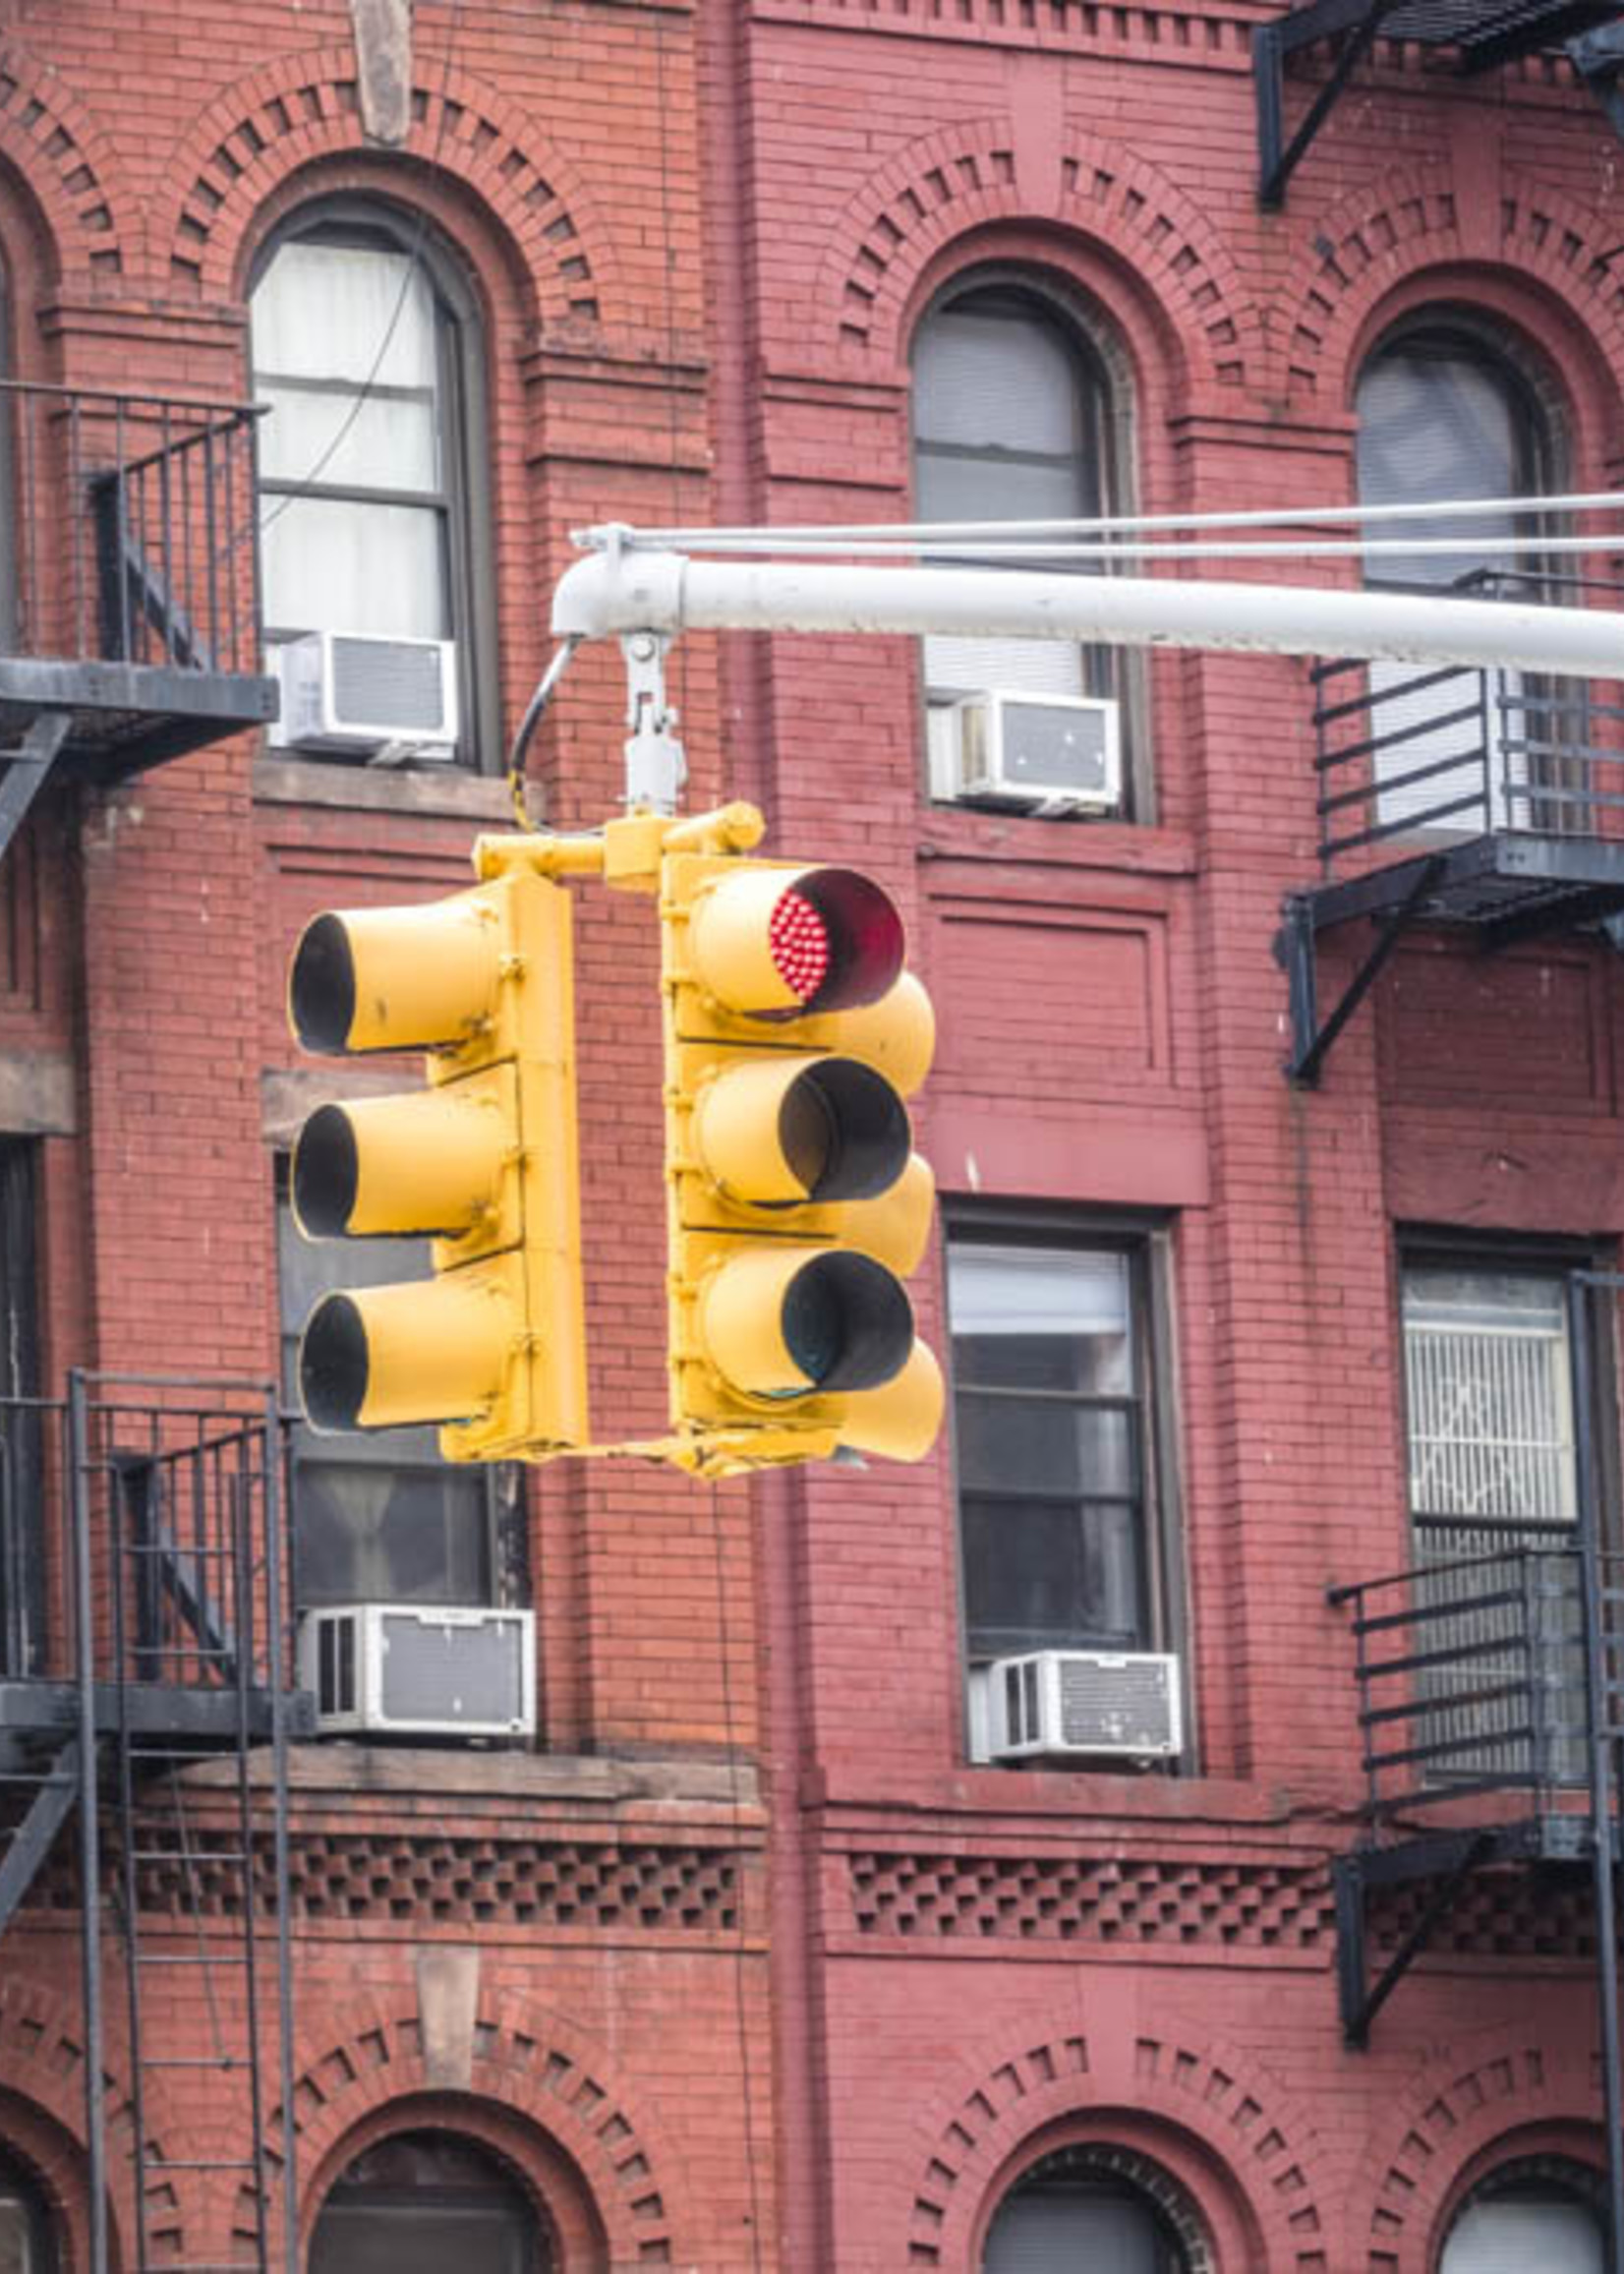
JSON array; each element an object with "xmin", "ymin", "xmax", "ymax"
[{"xmin": 0, "ymin": 0, "xmax": 1620, "ymax": 2268}]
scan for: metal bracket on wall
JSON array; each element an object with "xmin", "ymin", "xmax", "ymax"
[
  {"xmin": 1275, "ymin": 854, "xmax": 1447, "ymax": 1085},
  {"xmin": 1254, "ymin": 0, "xmax": 1404, "ymax": 206},
  {"xmin": 0, "ymin": 710, "xmax": 70, "ymax": 866},
  {"xmin": 1334, "ymin": 1830, "xmax": 1495, "ymax": 2049}
]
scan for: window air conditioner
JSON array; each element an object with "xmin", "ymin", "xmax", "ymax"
[
  {"xmin": 280, "ymin": 631, "xmax": 459, "ymax": 761},
  {"xmin": 297, "ymin": 1604, "xmax": 535, "ymax": 1739},
  {"xmin": 981, "ymin": 1649, "xmax": 1183, "ymax": 1763},
  {"xmin": 953, "ymin": 690, "xmax": 1123, "ymax": 811}
]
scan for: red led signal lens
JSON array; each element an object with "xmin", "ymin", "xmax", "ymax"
[{"xmin": 769, "ymin": 888, "xmax": 832, "ymax": 1004}]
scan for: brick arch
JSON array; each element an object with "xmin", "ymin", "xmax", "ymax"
[
  {"xmin": 1354, "ymin": 2034, "xmax": 1602, "ymax": 2272},
  {"xmin": 237, "ymin": 1990, "xmax": 693, "ymax": 2268},
  {"xmin": 903, "ymin": 2020, "xmax": 1326, "ymax": 2267},
  {"xmin": 1279, "ymin": 164, "xmax": 1624, "ymax": 403},
  {"xmin": 149, "ymin": 45, "xmax": 618, "ymax": 326},
  {"xmin": 819, "ymin": 121, "xmax": 1255, "ymax": 392},
  {"xmin": 0, "ymin": 45, "xmax": 127, "ymax": 282},
  {"xmin": 0, "ymin": 1969, "xmax": 185, "ymax": 2267}
]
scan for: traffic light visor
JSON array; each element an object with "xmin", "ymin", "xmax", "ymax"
[
  {"xmin": 291, "ymin": 1082, "xmax": 513, "ymax": 1247},
  {"xmin": 691, "ymin": 866, "xmax": 904, "ymax": 1019},
  {"xmin": 288, "ymin": 896, "xmax": 500, "ymax": 1055},
  {"xmin": 700, "ymin": 1246, "xmax": 913, "ymax": 1398},
  {"xmin": 694, "ymin": 1055, "xmax": 909, "ymax": 1206},
  {"xmin": 299, "ymin": 1270, "xmax": 515, "ymax": 1432}
]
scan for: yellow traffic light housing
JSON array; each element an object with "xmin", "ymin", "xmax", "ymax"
[
  {"xmin": 286, "ymin": 870, "xmax": 587, "ymax": 1462},
  {"xmin": 660, "ymin": 847, "xmax": 943, "ymax": 1474}
]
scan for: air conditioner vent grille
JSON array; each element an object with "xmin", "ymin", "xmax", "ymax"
[
  {"xmin": 378, "ymin": 1609, "xmax": 526, "ymax": 1726},
  {"xmin": 1055, "ymin": 1654, "xmax": 1174, "ymax": 1751},
  {"xmin": 329, "ymin": 634, "xmax": 451, "ymax": 733}
]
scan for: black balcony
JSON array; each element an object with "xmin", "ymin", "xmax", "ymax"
[
  {"xmin": 1326, "ymin": 1534, "xmax": 1623, "ymax": 2050},
  {"xmin": 1276, "ymin": 574, "xmax": 1624, "ymax": 1081},
  {"xmin": 0, "ymin": 380, "xmax": 279, "ymax": 859}
]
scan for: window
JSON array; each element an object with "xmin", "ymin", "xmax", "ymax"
[
  {"xmin": 311, "ymin": 2130, "xmax": 546, "ymax": 2274},
  {"xmin": 250, "ymin": 202, "xmax": 493, "ymax": 762},
  {"xmin": 0, "ymin": 1142, "xmax": 41, "ymax": 1678},
  {"xmin": 0, "ymin": 2146, "xmax": 57, "ymax": 2272},
  {"xmin": 1401, "ymin": 1254, "xmax": 1587, "ymax": 1779},
  {"xmin": 949, "ymin": 1233, "xmax": 1169, "ymax": 1664},
  {"xmin": 1440, "ymin": 2163, "xmax": 1605, "ymax": 2274},
  {"xmin": 1356, "ymin": 321, "xmax": 1558, "ymax": 832},
  {"xmin": 982, "ymin": 2147, "xmax": 1195, "ymax": 2272},
  {"xmin": 277, "ymin": 1190, "xmax": 506, "ymax": 1610},
  {"xmin": 911, "ymin": 280, "xmax": 1134, "ymax": 807}
]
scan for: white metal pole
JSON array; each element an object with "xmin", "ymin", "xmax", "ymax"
[{"xmin": 551, "ymin": 549, "xmax": 1624, "ymax": 678}]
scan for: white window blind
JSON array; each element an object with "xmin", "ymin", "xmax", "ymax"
[
  {"xmin": 982, "ymin": 2188, "xmax": 1166, "ymax": 2273},
  {"xmin": 947, "ymin": 1243, "xmax": 1129, "ymax": 1340},
  {"xmin": 1440, "ymin": 2196, "xmax": 1603, "ymax": 2274}
]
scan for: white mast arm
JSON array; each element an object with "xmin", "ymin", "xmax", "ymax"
[{"xmin": 551, "ymin": 547, "xmax": 1623, "ymax": 678}]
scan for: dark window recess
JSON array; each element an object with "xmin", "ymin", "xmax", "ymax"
[
  {"xmin": 0, "ymin": 2144, "xmax": 59, "ymax": 2272},
  {"xmin": 949, "ymin": 1237, "xmax": 1158, "ymax": 1662},
  {"xmin": 310, "ymin": 2130, "xmax": 546, "ymax": 2274},
  {"xmin": 276, "ymin": 1194, "xmax": 509, "ymax": 1612}
]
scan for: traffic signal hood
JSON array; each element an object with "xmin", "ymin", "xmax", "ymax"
[
  {"xmin": 285, "ymin": 871, "xmax": 587, "ymax": 1461},
  {"xmin": 661, "ymin": 851, "xmax": 943, "ymax": 1471}
]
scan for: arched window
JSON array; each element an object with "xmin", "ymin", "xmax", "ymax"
[
  {"xmin": 1354, "ymin": 317, "xmax": 1560, "ymax": 832},
  {"xmin": 250, "ymin": 199, "xmax": 495, "ymax": 766},
  {"xmin": 981, "ymin": 2145, "xmax": 1202, "ymax": 2273},
  {"xmin": 911, "ymin": 278, "xmax": 1136, "ymax": 812},
  {"xmin": 1439, "ymin": 2156, "xmax": 1604, "ymax": 2273},
  {"xmin": 311, "ymin": 2128, "xmax": 547, "ymax": 2274},
  {"xmin": 0, "ymin": 2143, "xmax": 58, "ymax": 2271}
]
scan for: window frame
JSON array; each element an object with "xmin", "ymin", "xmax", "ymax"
[
  {"xmin": 908, "ymin": 267, "xmax": 1150, "ymax": 821},
  {"xmin": 979, "ymin": 2141, "xmax": 1211, "ymax": 2274},
  {"xmin": 946, "ymin": 1208, "xmax": 1189, "ymax": 1745},
  {"xmin": 248, "ymin": 193, "xmax": 500, "ymax": 773}
]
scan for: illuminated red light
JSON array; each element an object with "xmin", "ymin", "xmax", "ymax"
[{"xmin": 769, "ymin": 888, "xmax": 832, "ymax": 1003}]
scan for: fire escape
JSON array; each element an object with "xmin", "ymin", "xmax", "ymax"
[{"xmin": 0, "ymin": 383, "xmax": 307, "ymax": 2274}]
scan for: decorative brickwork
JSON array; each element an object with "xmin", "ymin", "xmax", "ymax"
[
  {"xmin": 0, "ymin": 44, "xmax": 123, "ymax": 276},
  {"xmin": 154, "ymin": 47, "xmax": 612, "ymax": 321},
  {"xmin": 905, "ymin": 2027, "xmax": 1325, "ymax": 2267},
  {"xmin": 822, "ymin": 122, "xmax": 1252, "ymax": 386},
  {"xmin": 251, "ymin": 1996, "xmax": 687, "ymax": 2268},
  {"xmin": 849, "ymin": 1848, "xmax": 1331, "ymax": 1947},
  {"xmin": 1281, "ymin": 164, "xmax": 1624, "ymax": 397},
  {"xmin": 26, "ymin": 1826, "xmax": 741, "ymax": 1932},
  {"xmin": 755, "ymin": 0, "xmax": 1272, "ymax": 65}
]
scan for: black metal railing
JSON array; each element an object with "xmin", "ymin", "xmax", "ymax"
[
  {"xmin": 0, "ymin": 1374, "xmax": 293, "ymax": 1696},
  {"xmin": 1309, "ymin": 572, "xmax": 1624, "ymax": 876},
  {"xmin": 1328, "ymin": 1539, "xmax": 1618, "ymax": 1825},
  {"xmin": 0, "ymin": 380, "xmax": 264, "ymax": 678}
]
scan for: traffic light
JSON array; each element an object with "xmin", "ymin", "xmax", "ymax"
[
  {"xmin": 660, "ymin": 850, "xmax": 943, "ymax": 1472},
  {"xmin": 285, "ymin": 870, "xmax": 587, "ymax": 1462}
]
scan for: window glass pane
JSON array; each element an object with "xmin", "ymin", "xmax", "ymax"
[
  {"xmin": 1404, "ymin": 1267, "xmax": 1575, "ymax": 1524},
  {"xmin": 1357, "ymin": 347, "xmax": 1520, "ymax": 590},
  {"xmin": 0, "ymin": 2199, "xmax": 32, "ymax": 2274},
  {"xmin": 915, "ymin": 306, "xmax": 1084, "ymax": 458},
  {"xmin": 984, "ymin": 2178, "xmax": 1170, "ymax": 2273},
  {"xmin": 963, "ymin": 1494, "xmax": 1143, "ymax": 1654},
  {"xmin": 924, "ymin": 631, "xmax": 1085, "ymax": 701},
  {"xmin": 1441, "ymin": 2194, "xmax": 1603, "ymax": 2274},
  {"xmin": 262, "ymin": 496, "xmax": 448, "ymax": 640},
  {"xmin": 957, "ymin": 1393, "xmax": 1134, "ymax": 1497},
  {"xmin": 253, "ymin": 240, "xmax": 438, "ymax": 392},
  {"xmin": 258, "ymin": 381, "xmax": 440, "ymax": 493},
  {"xmin": 950, "ymin": 1246, "xmax": 1132, "ymax": 1390},
  {"xmin": 311, "ymin": 2130, "xmax": 538, "ymax": 2274}
]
